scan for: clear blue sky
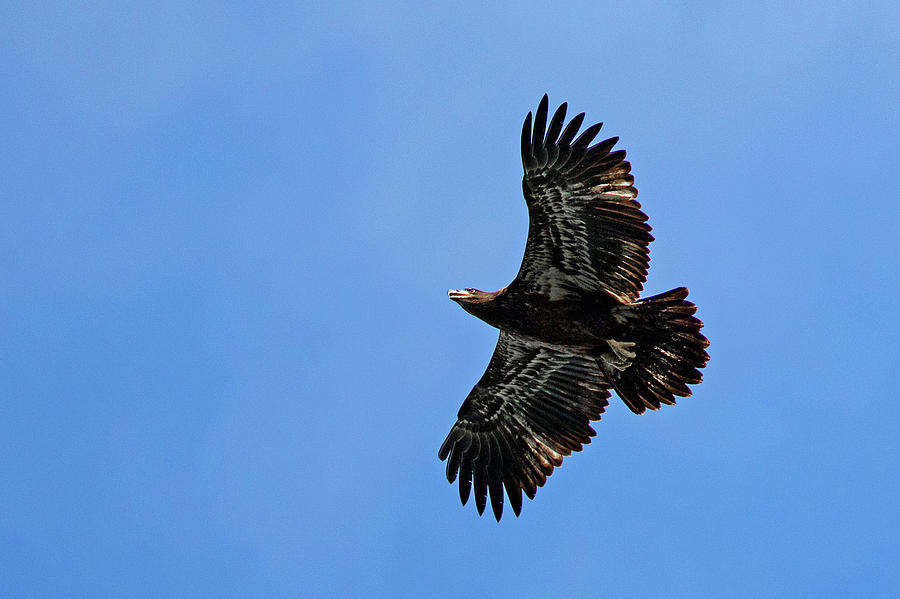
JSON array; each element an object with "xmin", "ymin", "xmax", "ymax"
[{"xmin": 3, "ymin": 2, "xmax": 899, "ymax": 597}]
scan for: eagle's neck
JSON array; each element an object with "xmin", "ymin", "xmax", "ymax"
[{"xmin": 462, "ymin": 288, "xmax": 507, "ymax": 329}]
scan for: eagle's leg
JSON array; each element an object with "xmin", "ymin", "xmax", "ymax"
[{"xmin": 600, "ymin": 339, "xmax": 636, "ymax": 371}]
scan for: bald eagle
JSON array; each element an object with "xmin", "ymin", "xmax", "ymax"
[{"xmin": 440, "ymin": 95, "xmax": 709, "ymax": 521}]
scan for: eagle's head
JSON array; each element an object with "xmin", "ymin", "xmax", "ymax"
[
  {"xmin": 447, "ymin": 288, "xmax": 505, "ymax": 321},
  {"xmin": 447, "ymin": 288, "xmax": 494, "ymax": 304}
]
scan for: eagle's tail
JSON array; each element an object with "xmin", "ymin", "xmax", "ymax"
[{"xmin": 600, "ymin": 287, "xmax": 709, "ymax": 414}]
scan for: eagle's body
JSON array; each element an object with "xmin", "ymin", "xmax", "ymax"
[
  {"xmin": 440, "ymin": 96, "xmax": 709, "ymax": 521},
  {"xmin": 451, "ymin": 284, "xmax": 624, "ymax": 347}
]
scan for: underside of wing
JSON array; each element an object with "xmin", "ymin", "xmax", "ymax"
[
  {"xmin": 517, "ymin": 95, "xmax": 653, "ymax": 303},
  {"xmin": 438, "ymin": 331, "xmax": 611, "ymax": 521}
]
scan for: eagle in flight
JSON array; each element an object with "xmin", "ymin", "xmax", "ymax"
[{"xmin": 439, "ymin": 95, "xmax": 710, "ymax": 521}]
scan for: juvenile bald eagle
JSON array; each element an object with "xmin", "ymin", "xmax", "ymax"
[{"xmin": 439, "ymin": 95, "xmax": 709, "ymax": 521}]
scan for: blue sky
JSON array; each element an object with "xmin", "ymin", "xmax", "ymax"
[{"xmin": 3, "ymin": 2, "xmax": 899, "ymax": 597}]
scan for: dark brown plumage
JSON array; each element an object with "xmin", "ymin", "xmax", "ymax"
[{"xmin": 440, "ymin": 96, "xmax": 710, "ymax": 521}]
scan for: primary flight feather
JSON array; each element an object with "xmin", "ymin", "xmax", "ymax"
[{"xmin": 440, "ymin": 95, "xmax": 710, "ymax": 521}]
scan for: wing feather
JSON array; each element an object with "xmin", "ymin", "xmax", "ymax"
[
  {"xmin": 439, "ymin": 331, "xmax": 611, "ymax": 520},
  {"xmin": 517, "ymin": 95, "xmax": 652, "ymax": 303},
  {"xmin": 532, "ymin": 94, "xmax": 549, "ymax": 166}
]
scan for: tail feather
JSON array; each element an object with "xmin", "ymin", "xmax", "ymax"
[{"xmin": 603, "ymin": 287, "xmax": 709, "ymax": 414}]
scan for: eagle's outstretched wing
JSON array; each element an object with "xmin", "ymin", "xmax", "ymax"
[
  {"xmin": 517, "ymin": 95, "xmax": 653, "ymax": 303},
  {"xmin": 438, "ymin": 331, "xmax": 611, "ymax": 521}
]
